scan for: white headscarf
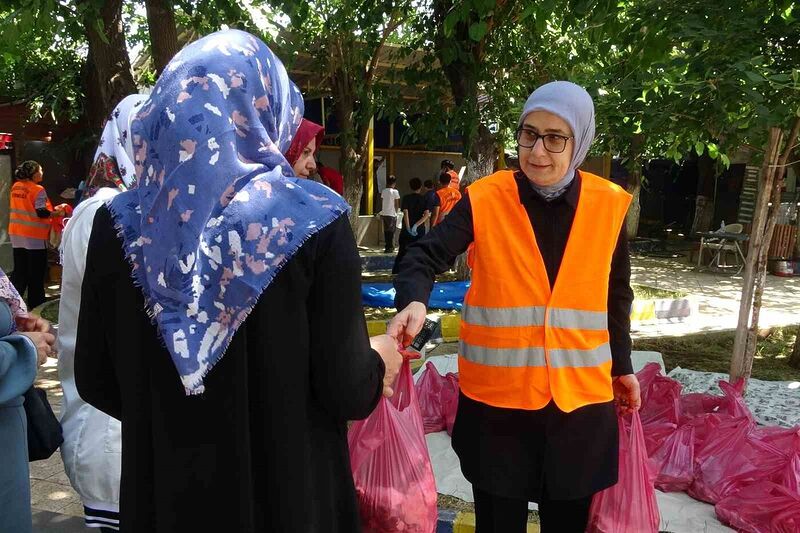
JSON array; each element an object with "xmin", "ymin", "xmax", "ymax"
[
  {"xmin": 83, "ymin": 94, "xmax": 148, "ymax": 198},
  {"xmin": 518, "ymin": 81, "xmax": 596, "ymax": 199}
]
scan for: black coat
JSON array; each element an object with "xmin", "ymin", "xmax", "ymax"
[
  {"xmin": 75, "ymin": 207, "xmax": 385, "ymax": 533},
  {"xmin": 394, "ymin": 172, "xmax": 634, "ymax": 502}
]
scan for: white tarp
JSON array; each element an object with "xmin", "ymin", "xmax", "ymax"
[
  {"xmin": 417, "ymin": 356, "xmax": 733, "ymax": 533},
  {"xmin": 668, "ymin": 366, "xmax": 800, "ymax": 427}
]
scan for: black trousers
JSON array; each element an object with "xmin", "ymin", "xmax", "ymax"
[
  {"xmin": 473, "ymin": 486, "xmax": 592, "ymax": 533},
  {"xmin": 381, "ymin": 215, "xmax": 396, "ymax": 251},
  {"xmin": 10, "ymin": 247, "xmax": 48, "ymax": 309}
]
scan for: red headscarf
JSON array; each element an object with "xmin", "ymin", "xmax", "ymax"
[{"xmin": 285, "ymin": 119, "xmax": 324, "ymax": 167}]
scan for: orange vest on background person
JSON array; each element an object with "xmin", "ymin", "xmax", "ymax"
[
  {"xmin": 435, "ymin": 187, "xmax": 462, "ymax": 225},
  {"xmin": 9, "ymin": 180, "xmax": 53, "ymax": 240},
  {"xmin": 447, "ymin": 169, "xmax": 460, "ymax": 189},
  {"xmin": 459, "ymin": 170, "xmax": 632, "ymax": 413}
]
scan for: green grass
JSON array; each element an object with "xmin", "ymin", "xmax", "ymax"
[
  {"xmin": 32, "ymin": 299, "xmax": 60, "ymax": 324},
  {"xmin": 632, "ymin": 284, "xmax": 686, "ymax": 300},
  {"xmin": 634, "ymin": 326, "xmax": 800, "ymax": 382}
]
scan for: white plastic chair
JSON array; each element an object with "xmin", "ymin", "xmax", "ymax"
[{"xmin": 704, "ymin": 223, "xmax": 746, "ymax": 271}]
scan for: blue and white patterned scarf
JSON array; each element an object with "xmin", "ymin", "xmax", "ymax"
[{"xmin": 108, "ymin": 29, "xmax": 349, "ymax": 394}]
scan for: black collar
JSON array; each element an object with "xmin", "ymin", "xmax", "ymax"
[{"xmin": 514, "ymin": 170, "xmax": 581, "ymax": 209}]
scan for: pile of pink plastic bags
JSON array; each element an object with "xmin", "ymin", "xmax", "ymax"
[
  {"xmin": 415, "ymin": 361, "xmax": 800, "ymax": 533},
  {"xmin": 628, "ymin": 363, "xmax": 800, "ymax": 533}
]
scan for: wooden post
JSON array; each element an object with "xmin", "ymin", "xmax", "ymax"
[
  {"xmin": 730, "ymin": 127, "xmax": 783, "ymax": 382},
  {"xmin": 603, "ymin": 151, "xmax": 612, "ymax": 179},
  {"xmin": 497, "ymin": 145, "xmax": 506, "ymax": 170},
  {"xmin": 365, "ymin": 117, "xmax": 374, "ymax": 215},
  {"xmin": 389, "ymin": 122, "xmax": 395, "ymax": 177}
]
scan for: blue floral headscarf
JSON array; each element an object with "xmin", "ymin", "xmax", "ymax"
[{"xmin": 108, "ymin": 29, "xmax": 349, "ymax": 394}]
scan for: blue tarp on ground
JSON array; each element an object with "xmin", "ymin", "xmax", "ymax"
[{"xmin": 362, "ymin": 281, "xmax": 470, "ymax": 310}]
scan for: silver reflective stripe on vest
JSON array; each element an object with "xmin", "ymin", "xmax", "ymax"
[
  {"xmin": 548, "ymin": 308, "xmax": 608, "ymax": 330},
  {"xmin": 548, "ymin": 343, "xmax": 612, "ymax": 368},
  {"xmin": 10, "ymin": 208, "xmax": 35, "ymax": 217},
  {"xmin": 459, "ymin": 340, "xmax": 546, "ymax": 367},
  {"xmin": 462, "ymin": 304, "xmax": 546, "ymax": 327},
  {"xmin": 463, "ymin": 304, "xmax": 607, "ymax": 330},
  {"xmin": 9, "ymin": 217, "xmax": 51, "ymax": 229},
  {"xmin": 460, "ymin": 340, "xmax": 610, "ymax": 369}
]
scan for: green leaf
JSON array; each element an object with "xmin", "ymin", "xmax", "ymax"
[
  {"xmin": 720, "ymin": 154, "xmax": 730, "ymax": 168},
  {"xmin": 443, "ymin": 12, "xmax": 458, "ymax": 37},
  {"xmin": 468, "ymin": 21, "xmax": 488, "ymax": 42},
  {"xmin": 744, "ymin": 70, "xmax": 763, "ymax": 83},
  {"xmin": 708, "ymin": 143, "xmax": 719, "ymax": 159},
  {"xmin": 695, "ymin": 141, "xmax": 704, "ymax": 156}
]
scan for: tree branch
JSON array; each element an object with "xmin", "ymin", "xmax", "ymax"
[{"xmin": 364, "ymin": 10, "xmax": 405, "ymax": 92}]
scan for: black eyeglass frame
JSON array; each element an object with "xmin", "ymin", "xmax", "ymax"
[{"xmin": 515, "ymin": 127, "xmax": 573, "ymax": 154}]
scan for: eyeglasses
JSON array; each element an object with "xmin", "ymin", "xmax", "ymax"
[{"xmin": 516, "ymin": 128, "xmax": 573, "ymax": 153}]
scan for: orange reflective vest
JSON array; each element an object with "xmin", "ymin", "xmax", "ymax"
[
  {"xmin": 460, "ymin": 170, "xmax": 632, "ymax": 413},
  {"xmin": 435, "ymin": 187, "xmax": 462, "ymax": 225},
  {"xmin": 447, "ymin": 169, "xmax": 460, "ymax": 189},
  {"xmin": 9, "ymin": 180, "xmax": 52, "ymax": 240}
]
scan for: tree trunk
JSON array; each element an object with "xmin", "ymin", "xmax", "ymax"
[
  {"xmin": 145, "ymin": 0, "xmax": 179, "ymax": 77},
  {"xmin": 730, "ymin": 127, "xmax": 783, "ymax": 383},
  {"xmin": 341, "ymin": 143, "xmax": 365, "ymax": 227},
  {"xmin": 624, "ymin": 134, "xmax": 645, "ymax": 238},
  {"xmin": 626, "ymin": 177, "xmax": 642, "ymax": 239},
  {"xmin": 691, "ymin": 195, "xmax": 715, "ymax": 234},
  {"xmin": 731, "ymin": 117, "xmax": 800, "ymax": 383},
  {"xmin": 790, "ymin": 327, "xmax": 800, "ymax": 369},
  {"xmin": 462, "ymin": 123, "xmax": 496, "ymax": 186},
  {"xmin": 453, "ymin": 123, "xmax": 495, "ymax": 279},
  {"xmin": 81, "ymin": 0, "xmax": 137, "ymax": 131}
]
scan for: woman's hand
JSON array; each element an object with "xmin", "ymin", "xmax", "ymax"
[
  {"xmin": 369, "ymin": 334, "xmax": 403, "ymax": 397},
  {"xmin": 20, "ymin": 331, "xmax": 56, "ymax": 366},
  {"xmin": 387, "ymin": 301, "xmax": 427, "ymax": 347},
  {"xmin": 15, "ymin": 315, "xmax": 52, "ymax": 333},
  {"xmin": 612, "ymin": 374, "xmax": 641, "ymax": 415}
]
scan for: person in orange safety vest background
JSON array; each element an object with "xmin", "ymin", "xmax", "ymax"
[
  {"xmin": 390, "ymin": 81, "xmax": 641, "ymax": 533},
  {"xmin": 434, "ymin": 171, "xmax": 462, "ymax": 226},
  {"xmin": 9, "ymin": 161, "xmax": 65, "ymax": 309},
  {"xmin": 440, "ymin": 159, "xmax": 460, "ymax": 189}
]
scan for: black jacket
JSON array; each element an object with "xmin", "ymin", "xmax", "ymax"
[{"xmin": 76, "ymin": 208, "xmax": 384, "ymax": 532}]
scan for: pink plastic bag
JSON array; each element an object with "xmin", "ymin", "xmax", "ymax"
[
  {"xmin": 636, "ymin": 363, "xmax": 682, "ymax": 428},
  {"xmin": 348, "ymin": 359, "xmax": 438, "ymax": 533},
  {"xmin": 680, "ymin": 379, "xmax": 751, "ymax": 423},
  {"xmin": 650, "ymin": 423, "xmax": 694, "ymax": 492},
  {"xmin": 642, "ymin": 421, "xmax": 677, "ymax": 458},
  {"xmin": 782, "ymin": 446, "xmax": 800, "ymax": 493},
  {"xmin": 690, "ymin": 416, "xmax": 789, "ymax": 503},
  {"xmin": 716, "ymin": 480, "xmax": 800, "ymax": 533},
  {"xmin": 587, "ymin": 411, "xmax": 660, "ymax": 533},
  {"xmin": 442, "ymin": 373, "xmax": 458, "ymax": 436},
  {"xmin": 416, "ymin": 362, "xmax": 448, "ymax": 433},
  {"xmin": 415, "ymin": 361, "xmax": 459, "ymax": 435}
]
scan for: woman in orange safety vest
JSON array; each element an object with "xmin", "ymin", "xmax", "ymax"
[
  {"xmin": 390, "ymin": 81, "xmax": 641, "ymax": 533},
  {"xmin": 8, "ymin": 161, "xmax": 62, "ymax": 309}
]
